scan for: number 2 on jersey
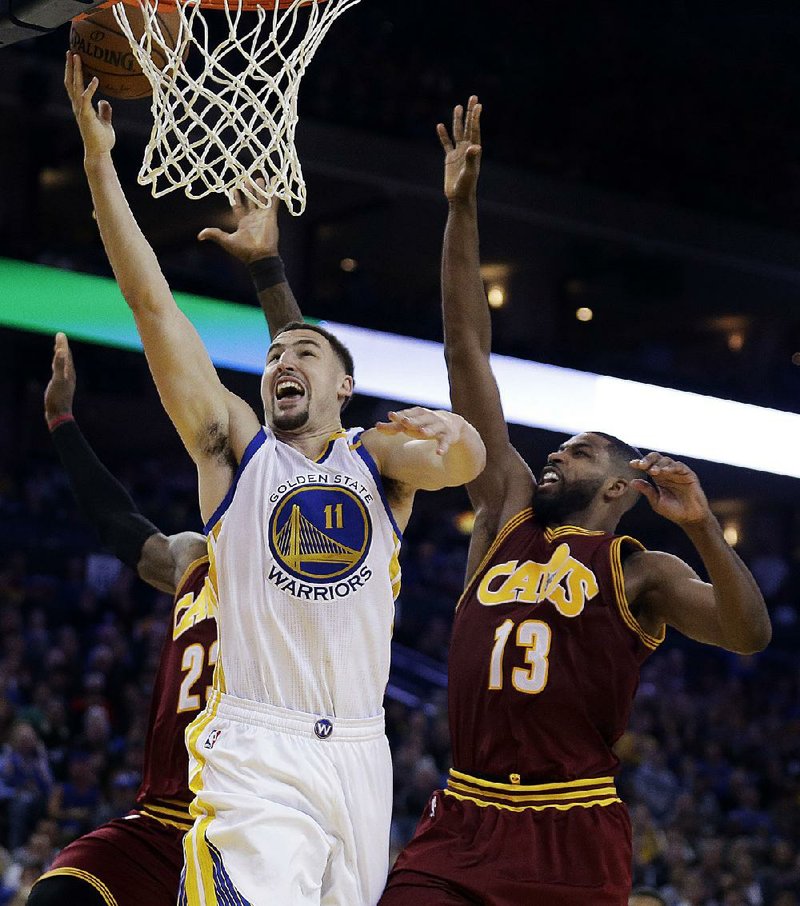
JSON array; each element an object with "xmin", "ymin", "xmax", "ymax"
[
  {"xmin": 177, "ymin": 641, "xmax": 219, "ymax": 713},
  {"xmin": 488, "ymin": 618, "xmax": 551, "ymax": 694}
]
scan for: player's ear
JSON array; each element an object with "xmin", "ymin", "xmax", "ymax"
[
  {"xmin": 338, "ymin": 375, "xmax": 354, "ymax": 410},
  {"xmin": 604, "ymin": 476, "xmax": 629, "ymax": 501}
]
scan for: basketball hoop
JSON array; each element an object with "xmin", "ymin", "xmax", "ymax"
[{"xmin": 110, "ymin": 0, "xmax": 361, "ymax": 212}]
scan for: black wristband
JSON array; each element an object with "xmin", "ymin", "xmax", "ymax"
[{"xmin": 248, "ymin": 256, "xmax": 286, "ymax": 292}]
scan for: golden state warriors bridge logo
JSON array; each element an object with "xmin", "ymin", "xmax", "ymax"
[{"xmin": 268, "ymin": 484, "xmax": 373, "ymax": 601}]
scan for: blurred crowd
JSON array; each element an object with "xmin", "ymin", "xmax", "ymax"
[{"xmin": 0, "ymin": 443, "xmax": 797, "ymax": 906}]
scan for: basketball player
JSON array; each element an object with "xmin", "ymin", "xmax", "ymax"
[
  {"xmin": 28, "ymin": 332, "xmax": 210, "ymax": 906},
  {"xmin": 65, "ymin": 55, "xmax": 486, "ymax": 906},
  {"xmin": 379, "ymin": 98, "xmax": 771, "ymax": 905},
  {"xmin": 30, "ymin": 185, "xmax": 303, "ymax": 905}
]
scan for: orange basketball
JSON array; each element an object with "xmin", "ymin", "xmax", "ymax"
[{"xmin": 69, "ymin": 4, "xmax": 186, "ymax": 101}]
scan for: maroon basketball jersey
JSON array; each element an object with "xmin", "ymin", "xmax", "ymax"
[
  {"xmin": 448, "ymin": 508, "xmax": 663, "ymax": 783},
  {"xmin": 136, "ymin": 555, "xmax": 217, "ymax": 827}
]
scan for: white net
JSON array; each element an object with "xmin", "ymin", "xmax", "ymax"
[{"xmin": 112, "ymin": 0, "xmax": 361, "ymax": 212}]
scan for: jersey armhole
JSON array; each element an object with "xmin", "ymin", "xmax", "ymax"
[
  {"xmin": 350, "ymin": 431, "xmax": 404, "ymax": 541},
  {"xmin": 610, "ymin": 536, "xmax": 666, "ymax": 650},
  {"xmin": 203, "ymin": 429, "xmax": 268, "ymax": 535},
  {"xmin": 455, "ymin": 507, "xmax": 534, "ymax": 612},
  {"xmin": 174, "ymin": 554, "xmax": 211, "ymax": 600}
]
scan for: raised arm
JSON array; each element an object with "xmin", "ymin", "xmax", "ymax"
[
  {"xmin": 198, "ymin": 189, "xmax": 303, "ymax": 336},
  {"xmin": 64, "ymin": 55, "xmax": 259, "ymax": 522},
  {"xmin": 361, "ymin": 407, "xmax": 486, "ymax": 533},
  {"xmin": 438, "ymin": 98, "xmax": 534, "ymax": 569},
  {"xmin": 624, "ymin": 453, "xmax": 771, "ymax": 654},
  {"xmin": 44, "ymin": 333, "xmax": 206, "ymax": 594}
]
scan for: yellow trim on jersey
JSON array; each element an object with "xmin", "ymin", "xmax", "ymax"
[
  {"xmin": 141, "ymin": 801, "xmax": 194, "ymax": 821},
  {"xmin": 448, "ymin": 768, "xmax": 615, "ymax": 793},
  {"xmin": 456, "ymin": 508, "xmax": 534, "ymax": 612},
  {"xmin": 447, "ymin": 780, "xmax": 618, "ymax": 803},
  {"xmin": 183, "ymin": 696, "xmax": 223, "ymax": 906},
  {"xmin": 444, "ymin": 789, "xmax": 622, "ymax": 813},
  {"xmin": 140, "ymin": 808, "xmax": 193, "ymax": 832},
  {"xmin": 609, "ymin": 536, "xmax": 665, "ymax": 650},
  {"xmin": 544, "ymin": 524, "xmax": 606, "ymax": 540},
  {"xmin": 389, "ymin": 532, "xmax": 402, "ymax": 601},
  {"xmin": 175, "ymin": 554, "xmax": 211, "ymax": 600},
  {"xmin": 314, "ymin": 430, "xmax": 347, "ymax": 463},
  {"xmin": 446, "ymin": 769, "xmax": 620, "ymax": 811},
  {"xmin": 35, "ymin": 868, "xmax": 118, "ymax": 906}
]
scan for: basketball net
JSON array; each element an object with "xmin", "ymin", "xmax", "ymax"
[{"xmin": 112, "ymin": 0, "xmax": 361, "ymax": 212}]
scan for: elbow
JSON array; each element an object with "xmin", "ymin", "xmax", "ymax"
[
  {"xmin": 744, "ymin": 621, "xmax": 772, "ymax": 654},
  {"xmin": 446, "ymin": 436, "xmax": 487, "ymax": 489},
  {"xmin": 730, "ymin": 615, "xmax": 772, "ymax": 655}
]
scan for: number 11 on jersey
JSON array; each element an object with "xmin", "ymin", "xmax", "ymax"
[{"xmin": 488, "ymin": 618, "xmax": 552, "ymax": 694}]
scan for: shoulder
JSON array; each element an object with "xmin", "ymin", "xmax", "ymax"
[{"xmin": 623, "ymin": 549, "xmax": 699, "ymax": 604}]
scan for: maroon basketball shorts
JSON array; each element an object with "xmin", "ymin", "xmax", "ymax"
[
  {"xmin": 34, "ymin": 811, "xmax": 186, "ymax": 906},
  {"xmin": 380, "ymin": 770, "xmax": 632, "ymax": 906}
]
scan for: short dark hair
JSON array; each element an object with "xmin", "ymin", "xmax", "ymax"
[
  {"xmin": 630, "ymin": 888, "xmax": 667, "ymax": 906},
  {"xmin": 590, "ymin": 431, "xmax": 643, "ymax": 473},
  {"xmin": 272, "ymin": 321, "xmax": 355, "ymax": 381},
  {"xmin": 271, "ymin": 321, "xmax": 355, "ymax": 410}
]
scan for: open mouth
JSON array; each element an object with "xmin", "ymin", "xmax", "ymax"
[
  {"xmin": 540, "ymin": 467, "xmax": 561, "ymax": 486},
  {"xmin": 274, "ymin": 378, "xmax": 306, "ymax": 403}
]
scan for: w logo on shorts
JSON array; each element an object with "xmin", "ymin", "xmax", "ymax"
[
  {"xmin": 314, "ymin": 718, "xmax": 333, "ymax": 740},
  {"xmin": 204, "ymin": 729, "xmax": 222, "ymax": 750}
]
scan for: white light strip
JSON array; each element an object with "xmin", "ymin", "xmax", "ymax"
[{"xmin": 323, "ymin": 321, "xmax": 800, "ymax": 478}]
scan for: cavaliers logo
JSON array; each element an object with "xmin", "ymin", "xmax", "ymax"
[{"xmin": 268, "ymin": 485, "xmax": 372, "ymax": 583}]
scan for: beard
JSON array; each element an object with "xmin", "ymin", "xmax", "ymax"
[
  {"xmin": 533, "ymin": 476, "xmax": 603, "ymax": 526},
  {"xmin": 271, "ymin": 406, "xmax": 310, "ymax": 431}
]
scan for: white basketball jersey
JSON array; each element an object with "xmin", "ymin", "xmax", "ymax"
[{"xmin": 204, "ymin": 427, "xmax": 401, "ymax": 719}]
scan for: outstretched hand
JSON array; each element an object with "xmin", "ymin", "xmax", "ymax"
[
  {"xmin": 198, "ymin": 178, "xmax": 281, "ymax": 264},
  {"xmin": 630, "ymin": 453, "xmax": 712, "ymax": 527},
  {"xmin": 437, "ymin": 95, "xmax": 482, "ymax": 203},
  {"xmin": 44, "ymin": 332, "xmax": 77, "ymax": 422},
  {"xmin": 375, "ymin": 408, "xmax": 462, "ymax": 456},
  {"xmin": 64, "ymin": 53, "xmax": 115, "ymax": 157}
]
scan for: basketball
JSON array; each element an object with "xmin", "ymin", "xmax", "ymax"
[{"xmin": 69, "ymin": 3, "xmax": 185, "ymax": 101}]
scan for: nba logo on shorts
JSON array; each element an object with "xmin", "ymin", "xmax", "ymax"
[
  {"xmin": 204, "ymin": 729, "xmax": 222, "ymax": 750},
  {"xmin": 314, "ymin": 718, "xmax": 333, "ymax": 740}
]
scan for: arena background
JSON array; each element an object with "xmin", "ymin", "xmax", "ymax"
[{"xmin": 1, "ymin": 3, "xmax": 800, "ymax": 904}]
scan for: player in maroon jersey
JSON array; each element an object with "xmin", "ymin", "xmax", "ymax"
[
  {"xmin": 380, "ymin": 98, "xmax": 771, "ymax": 905},
  {"xmin": 28, "ymin": 190, "xmax": 302, "ymax": 906}
]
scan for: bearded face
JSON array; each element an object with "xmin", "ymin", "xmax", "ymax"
[{"xmin": 532, "ymin": 465, "xmax": 605, "ymax": 526}]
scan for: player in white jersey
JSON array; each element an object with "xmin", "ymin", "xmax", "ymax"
[{"xmin": 65, "ymin": 56, "xmax": 487, "ymax": 906}]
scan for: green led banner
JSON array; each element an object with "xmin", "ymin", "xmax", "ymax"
[
  {"xmin": 2, "ymin": 257, "xmax": 800, "ymax": 477},
  {"xmin": 0, "ymin": 257, "xmax": 317, "ymax": 372}
]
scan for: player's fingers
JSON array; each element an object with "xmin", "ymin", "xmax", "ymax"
[
  {"xmin": 98, "ymin": 99, "xmax": 112, "ymax": 123},
  {"xmin": 472, "ymin": 101, "xmax": 482, "ymax": 146},
  {"xmin": 452, "ymin": 104, "xmax": 464, "ymax": 143},
  {"xmin": 197, "ymin": 227, "xmax": 228, "ymax": 245},
  {"xmin": 83, "ymin": 76, "xmax": 100, "ymax": 110},
  {"xmin": 465, "ymin": 96, "xmax": 477, "ymax": 134},
  {"xmin": 64, "ymin": 52, "xmax": 73, "ymax": 93},
  {"xmin": 631, "ymin": 451, "xmax": 661, "ymax": 470},
  {"xmin": 465, "ymin": 145, "xmax": 482, "ymax": 167},
  {"xmin": 630, "ymin": 478, "xmax": 658, "ymax": 504},
  {"xmin": 437, "ymin": 123, "xmax": 454, "ymax": 153},
  {"xmin": 71, "ymin": 52, "xmax": 84, "ymax": 96},
  {"xmin": 375, "ymin": 420, "xmax": 403, "ymax": 434},
  {"xmin": 231, "ymin": 187, "xmax": 245, "ymax": 212}
]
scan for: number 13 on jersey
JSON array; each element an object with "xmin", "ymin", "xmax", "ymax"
[{"xmin": 489, "ymin": 619, "xmax": 551, "ymax": 694}]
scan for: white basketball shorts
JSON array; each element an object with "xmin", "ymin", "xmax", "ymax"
[{"xmin": 179, "ymin": 690, "xmax": 392, "ymax": 906}]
